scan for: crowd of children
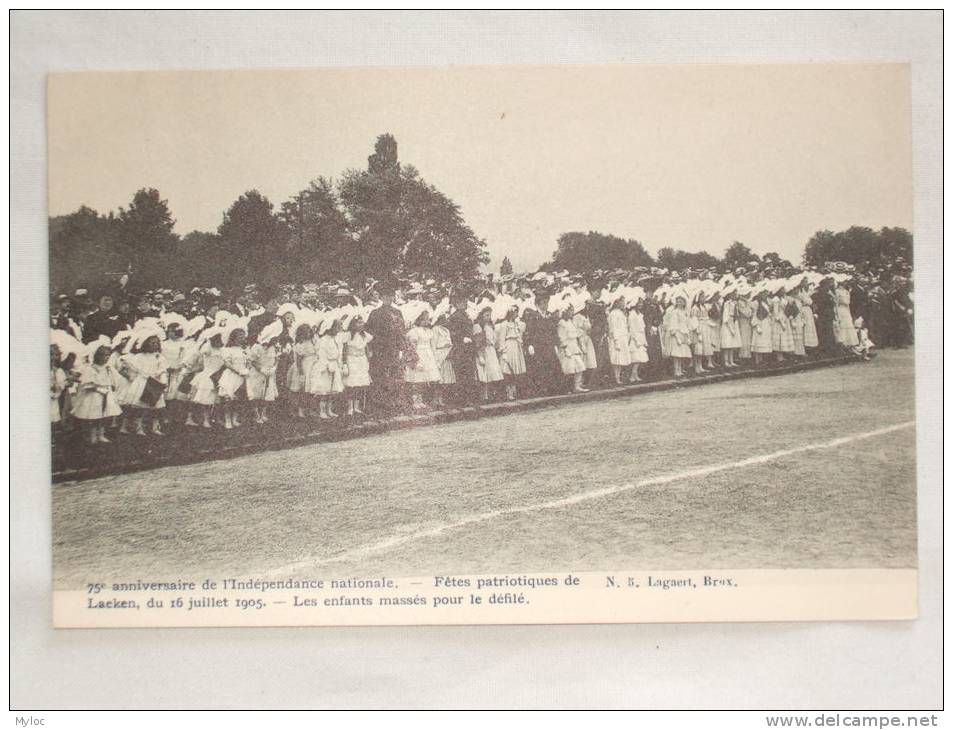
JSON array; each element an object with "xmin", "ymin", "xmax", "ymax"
[{"xmin": 51, "ymin": 266, "xmax": 902, "ymax": 450}]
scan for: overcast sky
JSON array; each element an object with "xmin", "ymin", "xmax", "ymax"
[{"xmin": 48, "ymin": 63, "xmax": 912, "ymax": 272}]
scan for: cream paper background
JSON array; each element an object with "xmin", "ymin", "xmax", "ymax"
[{"xmin": 12, "ymin": 10, "xmax": 942, "ymax": 708}]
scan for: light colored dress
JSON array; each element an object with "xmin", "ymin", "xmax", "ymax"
[
  {"xmin": 786, "ymin": 296, "xmax": 806, "ymax": 356},
  {"xmin": 665, "ymin": 307, "xmax": 693, "ymax": 359},
  {"xmin": 606, "ymin": 308, "xmax": 632, "ymax": 367},
  {"xmin": 691, "ymin": 304, "xmax": 713, "ymax": 357},
  {"xmin": 834, "ymin": 287, "xmax": 859, "ymax": 347},
  {"xmin": 626, "ymin": 310, "xmax": 648, "ymax": 363},
  {"xmin": 405, "ymin": 326, "xmax": 441, "ymax": 383},
  {"xmin": 162, "ymin": 339, "xmax": 188, "ymax": 401},
  {"xmin": 798, "ymin": 291, "xmax": 819, "ymax": 349},
  {"xmin": 496, "ymin": 319, "xmax": 527, "ymax": 376},
  {"xmin": 343, "ymin": 332, "xmax": 373, "ymax": 389},
  {"xmin": 432, "ymin": 325, "xmax": 455, "ymax": 384},
  {"xmin": 191, "ymin": 343, "xmax": 225, "ymax": 406},
  {"xmin": 771, "ymin": 296, "xmax": 794, "ymax": 353},
  {"xmin": 736, "ymin": 299, "xmax": 753, "ymax": 359},
  {"xmin": 288, "ymin": 341, "xmax": 315, "ymax": 394},
  {"xmin": 720, "ymin": 300, "xmax": 741, "ymax": 349},
  {"xmin": 247, "ymin": 343, "xmax": 279, "ymax": 401},
  {"xmin": 123, "ymin": 352, "xmax": 168, "ymax": 409},
  {"xmin": 556, "ymin": 318, "xmax": 586, "ymax": 375},
  {"xmin": 311, "ymin": 334, "xmax": 344, "ymax": 395},
  {"xmin": 572, "ymin": 313, "xmax": 598, "ymax": 370},
  {"xmin": 217, "ymin": 347, "xmax": 250, "ymax": 400},
  {"xmin": 474, "ymin": 323, "xmax": 504, "ymax": 383},
  {"xmin": 708, "ymin": 305, "xmax": 722, "ymax": 351},
  {"xmin": 750, "ymin": 301, "xmax": 774, "ymax": 353},
  {"xmin": 72, "ymin": 363, "xmax": 122, "ymax": 420},
  {"xmin": 107, "ymin": 350, "xmax": 131, "ymax": 404},
  {"xmin": 51, "ymin": 367, "xmax": 67, "ymax": 422}
]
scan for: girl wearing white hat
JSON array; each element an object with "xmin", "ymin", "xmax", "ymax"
[
  {"xmin": 342, "ymin": 316, "xmax": 373, "ymax": 416},
  {"xmin": 122, "ymin": 332, "xmax": 169, "ymax": 436},
  {"xmin": 473, "ymin": 307, "xmax": 504, "ymax": 401},
  {"xmin": 736, "ymin": 292, "xmax": 754, "ymax": 361},
  {"xmin": 572, "ymin": 306, "xmax": 598, "ymax": 386},
  {"xmin": 664, "ymin": 294, "xmax": 692, "ymax": 378},
  {"xmin": 50, "ymin": 344, "xmax": 68, "ymax": 426},
  {"xmin": 557, "ymin": 304, "xmax": 587, "ymax": 393},
  {"xmin": 312, "ymin": 317, "xmax": 345, "ymax": 419},
  {"xmin": 771, "ymin": 285, "xmax": 794, "ymax": 363},
  {"xmin": 217, "ymin": 327, "xmax": 250, "ymax": 430},
  {"xmin": 495, "ymin": 305, "xmax": 527, "ymax": 401},
  {"xmin": 431, "ymin": 313, "xmax": 455, "ymax": 407},
  {"xmin": 404, "ymin": 310, "xmax": 441, "ymax": 410},
  {"xmin": 606, "ymin": 296, "xmax": 631, "ymax": 385},
  {"xmin": 247, "ymin": 320, "xmax": 282, "ymax": 424},
  {"xmin": 626, "ymin": 300, "xmax": 648, "ymax": 383},
  {"xmin": 833, "ymin": 279, "xmax": 859, "ymax": 348},
  {"xmin": 796, "ymin": 280, "xmax": 819, "ymax": 351},
  {"xmin": 720, "ymin": 290, "xmax": 741, "ymax": 368},
  {"xmin": 71, "ymin": 339, "xmax": 122, "ymax": 444},
  {"xmin": 191, "ymin": 329, "xmax": 226, "ymax": 428},
  {"xmin": 690, "ymin": 291, "xmax": 712, "ymax": 375},
  {"xmin": 289, "ymin": 324, "xmax": 316, "ymax": 419},
  {"xmin": 750, "ymin": 290, "xmax": 774, "ymax": 366}
]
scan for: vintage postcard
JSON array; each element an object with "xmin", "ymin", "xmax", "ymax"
[{"xmin": 47, "ymin": 64, "xmax": 916, "ymax": 627}]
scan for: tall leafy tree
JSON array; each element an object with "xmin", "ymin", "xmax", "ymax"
[
  {"xmin": 218, "ymin": 190, "xmax": 289, "ymax": 288},
  {"xmin": 723, "ymin": 241, "xmax": 760, "ymax": 270},
  {"xmin": 656, "ymin": 246, "xmax": 719, "ymax": 272},
  {"xmin": 500, "ymin": 256, "xmax": 513, "ymax": 276},
  {"xmin": 116, "ymin": 188, "xmax": 180, "ymax": 287},
  {"xmin": 279, "ymin": 178, "xmax": 352, "ymax": 283},
  {"xmin": 549, "ymin": 231, "xmax": 655, "ymax": 272},
  {"xmin": 339, "ymin": 135, "xmax": 488, "ymax": 282}
]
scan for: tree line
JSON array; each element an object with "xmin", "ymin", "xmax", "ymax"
[
  {"xmin": 49, "ymin": 134, "xmax": 490, "ymax": 294},
  {"xmin": 542, "ymin": 227, "xmax": 912, "ymax": 276},
  {"xmin": 49, "ymin": 131, "xmax": 913, "ymax": 296}
]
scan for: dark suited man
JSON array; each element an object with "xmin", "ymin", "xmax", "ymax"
[
  {"xmin": 247, "ymin": 296, "xmax": 279, "ymax": 344},
  {"xmin": 365, "ymin": 286, "xmax": 407, "ymax": 415},
  {"xmin": 83, "ymin": 294, "xmax": 125, "ymax": 343},
  {"xmin": 446, "ymin": 291, "xmax": 475, "ymax": 404}
]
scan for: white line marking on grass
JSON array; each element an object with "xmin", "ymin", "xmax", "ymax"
[{"xmin": 267, "ymin": 420, "xmax": 915, "ymax": 575}]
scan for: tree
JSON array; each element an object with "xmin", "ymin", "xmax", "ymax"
[
  {"xmin": 49, "ymin": 206, "xmax": 124, "ymax": 293},
  {"xmin": 177, "ymin": 230, "xmax": 227, "ymax": 289},
  {"xmin": 548, "ymin": 231, "xmax": 655, "ymax": 273},
  {"xmin": 116, "ymin": 188, "xmax": 180, "ymax": 287},
  {"xmin": 339, "ymin": 135, "xmax": 489, "ymax": 282},
  {"xmin": 801, "ymin": 226, "xmax": 911, "ymax": 271},
  {"xmin": 278, "ymin": 178, "xmax": 352, "ymax": 283},
  {"xmin": 218, "ymin": 190, "xmax": 289, "ymax": 288},
  {"xmin": 723, "ymin": 241, "xmax": 759, "ymax": 270},
  {"xmin": 656, "ymin": 246, "xmax": 719, "ymax": 272},
  {"xmin": 500, "ymin": 256, "xmax": 513, "ymax": 276}
]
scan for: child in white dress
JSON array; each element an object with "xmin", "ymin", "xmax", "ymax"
[
  {"xmin": 606, "ymin": 297, "xmax": 631, "ymax": 385},
  {"xmin": 191, "ymin": 329, "xmax": 226, "ymax": 428},
  {"xmin": 312, "ymin": 318, "xmax": 344, "ymax": 419},
  {"xmin": 473, "ymin": 307, "xmax": 504, "ymax": 402},
  {"xmin": 431, "ymin": 314, "xmax": 454, "ymax": 407},
  {"xmin": 626, "ymin": 302, "xmax": 649, "ymax": 383},
  {"xmin": 495, "ymin": 306, "xmax": 526, "ymax": 401},
  {"xmin": 218, "ymin": 327, "xmax": 250, "ymax": 429},
  {"xmin": 247, "ymin": 320, "xmax": 281, "ymax": 424},
  {"xmin": 405, "ymin": 310, "xmax": 441, "ymax": 410},
  {"xmin": 72, "ymin": 340, "xmax": 123, "ymax": 444},
  {"xmin": 123, "ymin": 333, "xmax": 169, "ymax": 436},
  {"xmin": 289, "ymin": 324, "xmax": 316, "ymax": 419},
  {"xmin": 557, "ymin": 305, "xmax": 587, "ymax": 393},
  {"xmin": 342, "ymin": 316, "xmax": 373, "ymax": 416}
]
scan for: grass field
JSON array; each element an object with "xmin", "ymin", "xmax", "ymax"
[{"xmin": 52, "ymin": 350, "xmax": 916, "ymax": 589}]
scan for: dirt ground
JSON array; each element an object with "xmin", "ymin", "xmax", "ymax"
[{"xmin": 52, "ymin": 350, "xmax": 917, "ymax": 588}]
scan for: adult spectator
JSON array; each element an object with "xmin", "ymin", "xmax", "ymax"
[{"xmin": 365, "ymin": 285, "xmax": 407, "ymax": 414}]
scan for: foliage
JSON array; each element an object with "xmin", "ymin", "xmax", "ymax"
[{"xmin": 549, "ymin": 231, "xmax": 655, "ymax": 272}]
